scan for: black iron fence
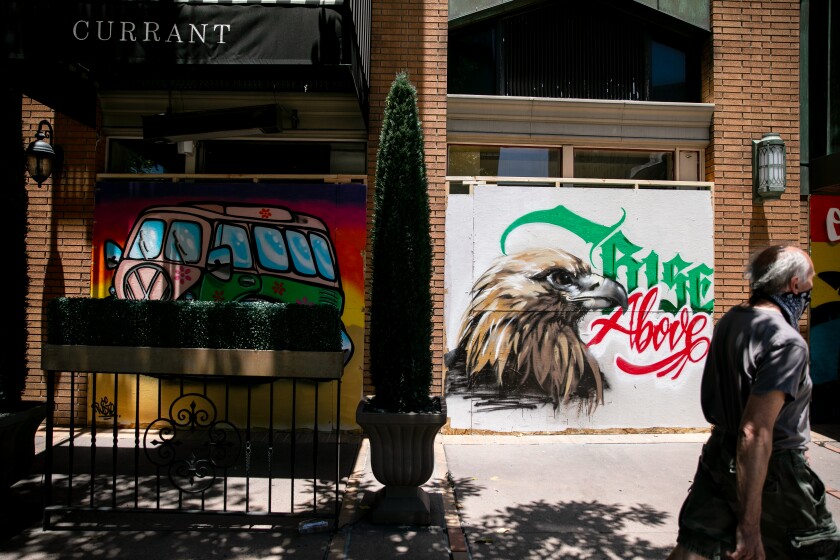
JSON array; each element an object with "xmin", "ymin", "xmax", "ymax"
[{"xmin": 41, "ymin": 345, "xmax": 351, "ymax": 530}]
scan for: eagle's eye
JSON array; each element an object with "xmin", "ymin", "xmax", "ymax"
[{"xmin": 545, "ymin": 269, "xmax": 574, "ymax": 289}]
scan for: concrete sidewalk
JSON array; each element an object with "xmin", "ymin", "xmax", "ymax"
[
  {"xmin": 0, "ymin": 430, "xmax": 453, "ymax": 560},
  {"xmin": 1, "ymin": 428, "xmax": 838, "ymax": 559},
  {"xmin": 443, "ymin": 433, "xmax": 709, "ymax": 559},
  {"xmin": 442, "ymin": 429, "xmax": 840, "ymax": 560}
]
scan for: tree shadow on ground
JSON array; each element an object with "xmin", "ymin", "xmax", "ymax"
[
  {"xmin": 0, "ymin": 440, "xmax": 363, "ymax": 560},
  {"xmin": 449, "ymin": 475, "xmax": 674, "ymax": 559},
  {"xmin": 0, "ymin": 477, "xmax": 339, "ymax": 560},
  {"xmin": 0, "ymin": 475, "xmax": 45, "ymax": 546}
]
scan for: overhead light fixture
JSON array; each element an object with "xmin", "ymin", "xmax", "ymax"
[
  {"xmin": 753, "ymin": 132, "xmax": 786, "ymax": 201},
  {"xmin": 25, "ymin": 119, "xmax": 59, "ymax": 187},
  {"xmin": 142, "ymin": 104, "xmax": 299, "ymax": 143}
]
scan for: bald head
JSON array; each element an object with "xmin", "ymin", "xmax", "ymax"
[{"xmin": 748, "ymin": 245, "xmax": 814, "ymax": 296}]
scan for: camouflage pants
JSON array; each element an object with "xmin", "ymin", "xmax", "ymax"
[{"xmin": 676, "ymin": 429, "xmax": 840, "ymax": 559}]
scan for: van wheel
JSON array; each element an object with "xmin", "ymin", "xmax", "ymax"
[{"xmin": 123, "ymin": 264, "xmax": 174, "ymax": 300}]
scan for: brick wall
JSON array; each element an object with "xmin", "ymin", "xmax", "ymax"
[
  {"xmin": 365, "ymin": 0, "xmax": 448, "ymax": 398},
  {"xmin": 23, "ymin": 97, "xmax": 100, "ymax": 424},
  {"xmin": 708, "ymin": 1, "xmax": 802, "ymax": 315}
]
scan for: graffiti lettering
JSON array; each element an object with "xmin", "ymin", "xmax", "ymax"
[
  {"xmin": 501, "ymin": 205, "xmax": 713, "ymax": 312},
  {"xmin": 587, "ymin": 287, "xmax": 710, "ymax": 380},
  {"xmin": 827, "ymin": 207, "xmax": 840, "ymax": 242},
  {"xmin": 599, "ymin": 235, "xmax": 713, "ymax": 313}
]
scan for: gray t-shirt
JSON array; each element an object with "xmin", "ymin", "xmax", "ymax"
[{"xmin": 701, "ymin": 305, "xmax": 812, "ymax": 450}]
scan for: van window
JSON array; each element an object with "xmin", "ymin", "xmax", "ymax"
[
  {"xmin": 215, "ymin": 224, "xmax": 253, "ymax": 268},
  {"xmin": 311, "ymin": 233, "xmax": 336, "ymax": 281},
  {"xmin": 254, "ymin": 226, "xmax": 290, "ymax": 272},
  {"xmin": 287, "ymin": 230, "xmax": 316, "ymax": 276},
  {"xmin": 128, "ymin": 219, "xmax": 165, "ymax": 259},
  {"xmin": 164, "ymin": 221, "xmax": 202, "ymax": 263}
]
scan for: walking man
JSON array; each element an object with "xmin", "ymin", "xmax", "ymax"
[{"xmin": 668, "ymin": 245, "xmax": 840, "ymax": 559}]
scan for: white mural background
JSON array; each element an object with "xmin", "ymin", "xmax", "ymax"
[{"xmin": 444, "ymin": 186, "xmax": 714, "ymax": 432}]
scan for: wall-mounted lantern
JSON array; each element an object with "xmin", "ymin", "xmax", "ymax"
[
  {"xmin": 752, "ymin": 132, "xmax": 786, "ymax": 201},
  {"xmin": 25, "ymin": 120, "xmax": 58, "ymax": 187}
]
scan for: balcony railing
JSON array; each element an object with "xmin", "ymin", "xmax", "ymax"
[{"xmin": 446, "ymin": 176, "xmax": 714, "ymax": 194}]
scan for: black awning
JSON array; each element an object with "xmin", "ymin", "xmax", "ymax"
[
  {"xmin": 6, "ymin": 0, "xmax": 348, "ymax": 66},
  {"xmin": 3, "ymin": 0, "xmax": 370, "ymax": 126}
]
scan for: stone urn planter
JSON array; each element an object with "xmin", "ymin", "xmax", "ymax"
[
  {"xmin": 0, "ymin": 401, "xmax": 48, "ymax": 493},
  {"xmin": 355, "ymin": 399, "xmax": 446, "ymax": 524}
]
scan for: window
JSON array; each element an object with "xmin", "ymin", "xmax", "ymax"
[
  {"xmin": 108, "ymin": 139, "xmax": 185, "ymax": 174},
  {"xmin": 448, "ymin": 146, "xmax": 561, "ymax": 177},
  {"xmin": 107, "ymin": 139, "xmax": 366, "ymax": 175},
  {"xmin": 448, "ymin": 0, "xmax": 704, "ymax": 102},
  {"xmin": 286, "ymin": 230, "xmax": 316, "ymax": 276},
  {"xmin": 214, "ymin": 224, "xmax": 253, "ymax": 268},
  {"xmin": 651, "ymin": 40, "xmax": 689, "ymax": 102},
  {"xmin": 574, "ymin": 149, "xmax": 674, "ymax": 181},
  {"xmin": 254, "ymin": 226, "xmax": 291, "ymax": 272},
  {"xmin": 164, "ymin": 221, "xmax": 202, "ymax": 263},
  {"xmin": 128, "ymin": 220, "xmax": 165, "ymax": 259},
  {"xmin": 310, "ymin": 233, "xmax": 336, "ymax": 281},
  {"xmin": 254, "ymin": 227, "xmax": 336, "ymax": 279},
  {"xmin": 446, "ymin": 144, "xmax": 704, "ymax": 188},
  {"xmin": 200, "ymin": 141, "xmax": 365, "ymax": 175},
  {"xmin": 449, "ymin": 25, "xmax": 496, "ymax": 95}
]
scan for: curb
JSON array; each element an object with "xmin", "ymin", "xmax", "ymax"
[
  {"xmin": 437, "ymin": 439, "xmax": 470, "ymax": 560},
  {"xmin": 327, "ymin": 437, "xmax": 370, "ymax": 560}
]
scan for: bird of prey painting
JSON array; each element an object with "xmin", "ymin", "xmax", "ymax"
[{"xmin": 445, "ymin": 248, "xmax": 628, "ymax": 414}]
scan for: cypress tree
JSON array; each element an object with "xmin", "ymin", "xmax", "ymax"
[{"xmin": 368, "ymin": 72, "xmax": 435, "ymax": 413}]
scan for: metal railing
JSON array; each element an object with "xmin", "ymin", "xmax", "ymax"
[
  {"xmin": 42, "ymin": 345, "xmax": 349, "ymax": 530},
  {"xmin": 446, "ymin": 176, "xmax": 714, "ymax": 194}
]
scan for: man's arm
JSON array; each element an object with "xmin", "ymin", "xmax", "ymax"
[{"xmin": 727, "ymin": 390, "xmax": 786, "ymax": 560}]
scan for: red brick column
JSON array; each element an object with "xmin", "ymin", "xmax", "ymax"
[
  {"xmin": 707, "ymin": 1, "xmax": 802, "ymax": 314},
  {"xmin": 23, "ymin": 97, "xmax": 100, "ymax": 424},
  {"xmin": 365, "ymin": 0, "xmax": 448, "ymax": 398}
]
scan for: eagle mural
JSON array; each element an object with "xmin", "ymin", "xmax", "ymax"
[{"xmin": 445, "ymin": 248, "xmax": 628, "ymax": 414}]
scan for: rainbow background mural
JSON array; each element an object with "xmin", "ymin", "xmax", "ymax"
[{"xmin": 90, "ymin": 181, "xmax": 367, "ymax": 429}]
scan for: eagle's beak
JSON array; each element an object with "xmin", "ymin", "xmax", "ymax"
[{"xmin": 570, "ymin": 274, "xmax": 628, "ymax": 311}]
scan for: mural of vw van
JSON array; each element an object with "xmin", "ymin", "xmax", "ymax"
[{"xmin": 104, "ymin": 202, "xmax": 353, "ymax": 361}]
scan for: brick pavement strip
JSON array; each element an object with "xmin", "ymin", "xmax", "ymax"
[
  {"xmin": 437, "ymin": 440, "xmax": 470, "ymax": 560},
  {"xmin": 821, "ymin": 442, "xmax": 840, "ymax": 454},
  {"xmin": 326, "ymin": 438, "xmax": 369, "ymax": 560},
  {"xmin": 814, "ymin": 439, "xmax": 840, "ymax": 501}
]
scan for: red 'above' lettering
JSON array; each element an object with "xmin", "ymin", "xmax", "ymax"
[{"xmin": 587, "ymin": 287, "xmax": 710, "ymax": 380}]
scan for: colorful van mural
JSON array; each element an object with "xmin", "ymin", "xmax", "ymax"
[
  {"xmin": 104, "ymin": 201, "xmax": 354, "ymax": 361},
  {"xmin": 91, "ymin": 182, "xmax": 367, "ymax": 429},
  {"xmin": 444, "ymin": 186, "xmax": 714, "ymax": 432}
]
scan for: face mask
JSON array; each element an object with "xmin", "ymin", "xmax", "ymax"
[{"xmin": 764, "ymin": 290, "xmax": 812, "ymax": 328}]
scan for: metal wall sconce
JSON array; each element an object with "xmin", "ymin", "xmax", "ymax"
[
  {"xmin": 25, "ymin": 119, "xmax": 59, "ymax": 187},
  {"xmin": 752, "ymin": 132, "xmax": 786, "ymax": 201}
]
